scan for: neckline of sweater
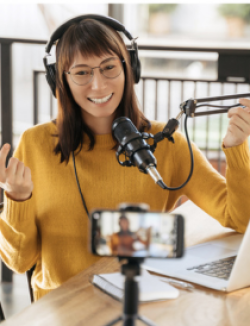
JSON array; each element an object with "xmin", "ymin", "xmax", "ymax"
[{"xmin": 82, "ymin": 133, "xmax": 116, "ymax": 150}]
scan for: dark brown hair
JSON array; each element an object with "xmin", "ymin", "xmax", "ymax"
[{"xmin": 54, "ymin": 18, "xmax": 151, "ymax": 163}]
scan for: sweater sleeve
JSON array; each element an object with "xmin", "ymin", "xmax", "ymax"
[
  {"xmin": 0, "ymin": 131, "xmax": 39, "ymax": 273},
  {"xmin": 168, "ymin": 131, "xmax": 250, "ymax": 234}
]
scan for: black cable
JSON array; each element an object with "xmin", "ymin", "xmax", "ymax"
[
  {"xmin": 72, "ymin": 151, "xmax": 89, "ymax": 216},
  {"xmin": 157, "ymin": 114, "xmax": 194, "ymax": 190},
  {"xmin": 195, "ymin": 103, "xmax": 245, "ymax": 109}
]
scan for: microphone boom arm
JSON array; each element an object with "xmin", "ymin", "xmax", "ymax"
[
  {"xmin": 180, "ymin": 92, "xmax": 250, "ymax": 117},
  {"xmin": 113, "ymin": 92, "xmax": 250, "ymax": 190}
]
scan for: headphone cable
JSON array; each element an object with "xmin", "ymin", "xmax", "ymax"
[{"xmin": 72, "ymin": 151, "xmax": 89, "ymax": 216}]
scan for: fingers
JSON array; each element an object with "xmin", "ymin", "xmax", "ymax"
[
  {"xmin": 15, "ymin": 161, "xmax": 25, "ymax": 179},
  {"xmin": 228, "ymin": 104, "xmax": 250, "ymax": 130},
  {"xmin": 0, "ymin": 144, "xmax": 11, "ymax": 163},
  {"xmin": 6, "ymin": 157, "xmax": 19, "ymax": 178},
  {"xmin": 23, "ymin": 166, "xmax": 34, "ymax": 198},
  {"xmin": 0, "ymin": 144, "xmax": 11, "ymax": 183},
  {"xmin": 223, "ymin": 98, "xmax": 250, "ymax": 147},
  {"xmin": 228, "ymin": 113, "xmax": 250, "ymax": 134},
  {"xmin": 4, "ymin": 162, "xmax": 33, "ymax": 201},
  {"xmin": 239, "ymin": 98, "xmax": 250, "ymax": 108},
  {"xmin": 0, "ymin": 144, "xmax": 33, "ymax": 200},
  {"xmin": 23, "ymin": 166, "xmax": 32, "ymax": 185},
  {"xmin": 228, "ymin": 106, "xmax": 250, "ymax": 118},
  {"xmin": 6, "ymin": 158, "xmax": 31, "ymax": 186}
]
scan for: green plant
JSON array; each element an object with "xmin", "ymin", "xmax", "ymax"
[
  {"xmin": 217, "ymin": 4, "xmax": 250, "ymax": 23},
  {"xmin": 149, "ymin": 4, "xmax": 178, "ymax": 14}
]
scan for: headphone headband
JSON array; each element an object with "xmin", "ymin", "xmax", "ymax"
[{"xmin": 45, "ymin": 14, "xmax": 133, "ymax": 54}]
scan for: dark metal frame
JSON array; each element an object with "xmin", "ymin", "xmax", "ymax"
[{"xmin": 0, "ymin": 302, "xmax": 5, "ymax": 321}]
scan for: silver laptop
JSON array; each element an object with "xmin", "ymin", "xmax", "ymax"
[{"xmin": 143, "ymin": 206, "xmax": 250, "ymax": 292}]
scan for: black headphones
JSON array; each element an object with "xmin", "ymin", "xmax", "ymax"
[{"xmin": 43, "ymin": 14, "xmax": 141, "ymax": 97}]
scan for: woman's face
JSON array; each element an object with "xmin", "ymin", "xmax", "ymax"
[
  {"xmin": 65, "ymin": 51, "xmax": 125, "ymax": 129},
  {"xmin": 119, "ymin": 218, "xmax": 129, "ymax": 231}
]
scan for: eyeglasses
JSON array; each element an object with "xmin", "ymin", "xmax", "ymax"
[{"xmin": 64, "ymin": 57, "xmax": 124, "ymax": 86}]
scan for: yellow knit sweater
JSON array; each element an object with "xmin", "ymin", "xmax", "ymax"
[{"xmin": 0, "ymin": 120, "xmax": 250, "ymax": 301}]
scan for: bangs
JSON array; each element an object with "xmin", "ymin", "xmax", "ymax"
[{"xmin": 59, "ymin": 19, "xmax": 123, "ymax": 71}]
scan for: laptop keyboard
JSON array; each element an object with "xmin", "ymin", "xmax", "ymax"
[{"xmin": 187, "ymin": 256, "xmax": 237, "ymax": 280}]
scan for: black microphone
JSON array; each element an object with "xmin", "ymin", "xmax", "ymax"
[{"xmin": 112, "ymin": 117, "xmax": 163, "ymax": 184}]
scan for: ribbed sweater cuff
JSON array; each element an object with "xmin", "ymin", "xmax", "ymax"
[
  {"xmin": 3, "ymin": 192, "xmax": 35, "ymax": 224},
  {"xmin": 223, "ymin": 139, "xmax": 250, "ymax": 169}
]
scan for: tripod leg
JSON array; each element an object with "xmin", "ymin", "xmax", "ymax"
[
  {"xmin": 103, "ymin": 315, "xmax": 123, "ymax": 326},
  {"xmin": 138, "ymin": 315, "xmax": 157, "ymax": 326}
]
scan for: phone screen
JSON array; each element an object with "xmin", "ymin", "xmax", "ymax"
[{"xmin": 91, "ymin": 211, "xmax": 184, "ymax": 258}]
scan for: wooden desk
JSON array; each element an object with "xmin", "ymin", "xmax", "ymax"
[{"xmin": 2, "ymin": 201, "xmax": 250, "ymax": 326}]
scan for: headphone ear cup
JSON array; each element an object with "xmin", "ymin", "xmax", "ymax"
[
  {"xmin": 45, "ymin": 63, "xmax": 57, "ymax": 98},
  {"xmin": 129, "ymin": 49, "xmax": 141, "ymax": 84}
]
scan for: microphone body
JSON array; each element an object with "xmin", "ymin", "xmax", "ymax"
[{"xmin": 112, "ymin": 117, "xmax": 163, "ymax": 183}]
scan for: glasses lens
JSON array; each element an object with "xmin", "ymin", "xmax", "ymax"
[
  {"xmin": 100, "ymin": 58, "xmax": 122, "ymax": 79},
  {"xmin": 70, "ymin": 66, "xmax": 92, "ymax": 85}
]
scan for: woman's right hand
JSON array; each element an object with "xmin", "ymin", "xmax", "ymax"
[{"xmin": 0, "ymin": 144, "xmax": 33, "ymax": 201}]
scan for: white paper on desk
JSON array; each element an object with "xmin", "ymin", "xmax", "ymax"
[{"xmin": 92, "ymin": 269, "xmax": 179, "ymax": 302}]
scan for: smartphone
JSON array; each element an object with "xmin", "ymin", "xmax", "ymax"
[{"xmin": 90, "ymin": 209, "xmax": 184, "ymax": 258}]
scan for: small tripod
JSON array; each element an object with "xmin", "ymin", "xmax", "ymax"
[{"xmin": 104, "ymin": 258, "xmax": 157, "ymax": 326}]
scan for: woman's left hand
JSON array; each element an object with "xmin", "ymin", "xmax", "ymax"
[{"xmin": 223, "ymin": 98, "xmax": 250, "ymax": 148}]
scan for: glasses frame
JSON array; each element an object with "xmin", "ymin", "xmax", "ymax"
[{"xmin": 64, "ymin": 57, "xmax": 125, "ymax": 86}]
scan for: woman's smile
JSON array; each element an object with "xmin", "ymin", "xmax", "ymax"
[{"xmin": 88, "ymin": 93, "xmax": 113, "ymax": 104}]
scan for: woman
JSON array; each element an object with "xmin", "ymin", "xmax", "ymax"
[
  {"xmin": 0, "ymin": 16, "xmax": 250, "ymax": 301},
  {"xmin": 109, "ymin": 214, "xmax": 150, "ymax": 256}
]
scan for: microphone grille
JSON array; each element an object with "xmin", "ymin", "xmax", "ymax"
[{"xmin": 112, "ymin": 117, "xmax": 138, "ymax": 141}]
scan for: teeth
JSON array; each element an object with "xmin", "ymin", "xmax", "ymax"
[{"xmin": 89, "ymin": 93, "xmax": 113, "ymax": 104}]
